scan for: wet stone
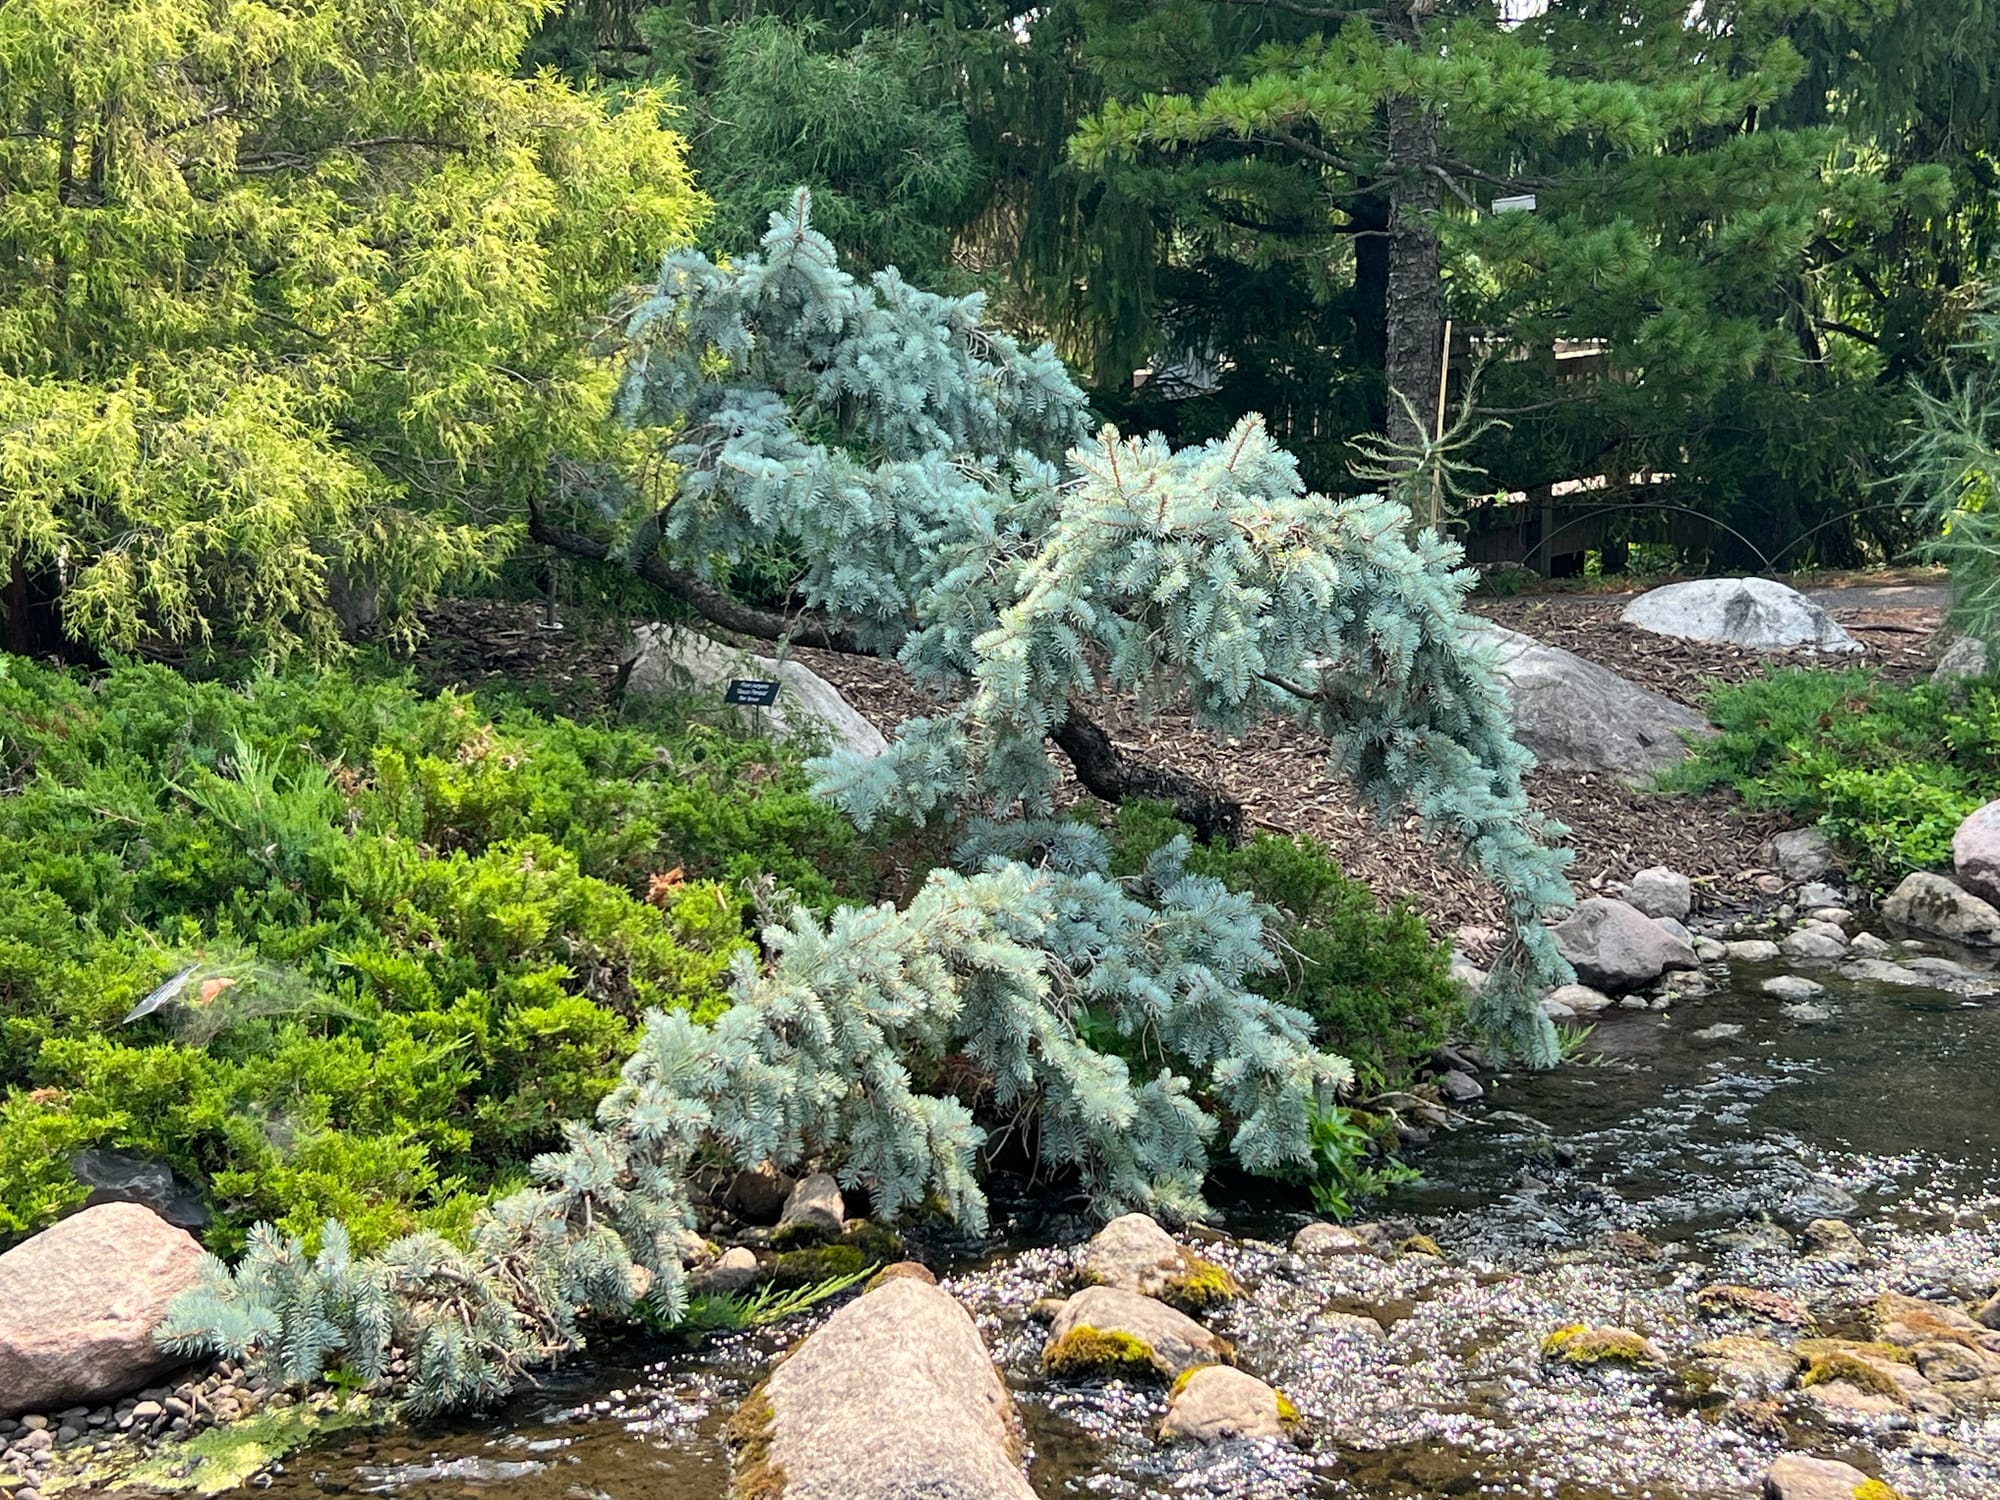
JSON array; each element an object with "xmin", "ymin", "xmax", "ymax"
[
  {"xmin": 1727, "ymin": 939, "xmax": 1783, "ymax": 962},
  {"xmin": 1761, "ymin": 974, "xmax": 1825, "ymax": 1001},
  {"xmin": 1764, "ymin": 1453, "xmax": 1892, "ymax": 1500}
]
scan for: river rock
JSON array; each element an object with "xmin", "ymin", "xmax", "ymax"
[
  {"xmin": 1620, "ymin": 578, "xmax": 1861, "ymax": 653},
  {"xmin": 1439, "ymin": 1069, "xmax": 1483, "ymax": 1102},
  {"xmin": 1842, "ymin": 956, "xmax": 1932, "ymax": 986},
  {"xmin": 1461, "ymin": 622, "xmax": 1711, "ymax": 775},
  {"xmin": 0, "ymin": 1203, "xmax": 205, "ymax": 1417},
  {"xmin": 775, "ymin": 1172, "xmax": 846, "ymax": 1245},
  {"xmin": 1078, "ymin": 1214, "xmax": 1240, "ymax": 1310},
  {"xmin": 1846, "ymin": 931, "xmax": 1891, "ymax": 956},
  {"xmin": 623, "ymin": 626, "xmax": 887, "ymax": 760},
  {"xmin": 1977, "ymin": 1292, "xmax": 2000, "ymax": 1331},
  {"xmin": 1933, "ymin": 634, "xmax": 1989, "ymax": 684},
  {"xmin": 1952, "ymin": 800, "xmax": 2000, "ymax": 906},
  {"xmin": 1290, "ymin": 1223, "xmax": 1374, "ymax": 1258},
  {"xmin": 1158, "ymin": 1365, "xmax": 1294, "ymax": 1443},
  {"xmin": 738, "ymin": 1274, "xmax": 1034, "ymax": 1500},
  {"xmin": 1763, "ymin": 1454, "xmax": 1891, "ymax": 1500},
  {"xmin": 1549, "ymin": 898, "xmax": 1698, "ymax": 992},
  {"xmin": 1625, "ymin": 867, "xmax": 1693, "ymax": 921},
  {"xmin": 1800, "ymin": 1219, "xmax": 1867, "ymax": 1263},
  {"xmin": 1726, "ymin": 939, "xmax": 1783, "ymax": 962},
  {"xmin": 1545, "ymin": 983, "xmax": 1615, "ymax": 1015},
  {"xmin": 1044, "ymin": 1287, "xmax": 1233, "ymax": 1380},
  {"xmin": 1784, "ymin": 1181, "xmax": 1859, "ymax": 1221},
  {"xmin": 691, "ymin": 1246, "xmax": 761, "ymax": 1296},
  {"xmin": 1688, "ymin": 1336, "xmax": 1803, "ymax": 1399},
  {"xmin": 1760, "ymin": 975, "xmax": 1825, "ymax": 1001},
  {"xmin": 1764, "ymin": 830, "xmax": 1838, "ymax": 885},
  {"xmin": 1780, "ymin": 926, "xmax": 1848, "ymax": 961},
  {"xmin": 1882, "ymin": 871, "xmax": 2000, "ymax": 945}
]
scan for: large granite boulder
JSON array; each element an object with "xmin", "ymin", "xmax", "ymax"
[
  {"xmin": 735, "ymin": 1275, "xmax": 1034, "ymax": 1500},
  {"xmin": 1763, "ymin": 829, "xmax": 1838, "ymax": 885},
  {"xmin": 1762, "ymin": 1453, "xmax": 1893, "ymax": 1500},
  {"xmin": 0, "ymin": 1202, "xmax": 205, "ymax": 1416},
  {"xmin": 622, "ymin": 626, "xmax": 886, "ymax": 760},
  {"xmin": 1461, "ymin": 623, "xmax": 1709, "ymax": 775},
  {"xmin": 1620, "ymin": 578, "xmax": 1860, "ymax": 653},
  {"xmin": 1883, "ymin": 871, "xmax": 2000, "ymax": 946},
  {"xmin": 1624, "ymin": 866, "xmax": 1693, "ymax": 921},
  {"xmin": 1548, "ymin": 897, "xmax": 1698, "ymax": 992},
  {"xmin": 1952, "ymin": 800, "xmax": 2000, "ymax": 906}
]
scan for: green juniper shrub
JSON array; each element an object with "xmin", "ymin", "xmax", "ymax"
[
  {"xmin": 1662, "ymin": 667, "xmax": 2000, "ymax": 889},
  {"xmin": 0, "ymin": 654, "xmax": 874, "ymax": 1251},
  {"xmin": 1105, "ymin": 802, "xmax": 1462, "ymax": 1090}
]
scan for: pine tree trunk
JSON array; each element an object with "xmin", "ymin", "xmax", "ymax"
[{"xmin": 1383, "ymin": 90, "xmax": 1444, "ymax": 450}]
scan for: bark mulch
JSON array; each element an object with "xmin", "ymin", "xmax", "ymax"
[{"xmin": 410, "ymin": 589, "xmax": 1949, "ymax": 943}]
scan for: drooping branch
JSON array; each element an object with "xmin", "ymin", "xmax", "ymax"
[
  {"xmin": 1051, "ymin": 705, "xmax": 1246, "ymax": 847},
  {"xmin": 528, "ymin": 502, "xmax": 1249, "ymax": 842},
  {"xmin": 527, "ymin": 502, "xmax": 869, "ymax": 654}
]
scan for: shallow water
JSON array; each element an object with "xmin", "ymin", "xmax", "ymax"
[{"xmin": 258, "ymin": 934, "xmax": 2000, "ymax": 1500}]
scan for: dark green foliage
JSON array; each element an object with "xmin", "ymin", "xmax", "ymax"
[
  {"xmin": 1106, "ymin": 802, "xmax": 1461, "ymax": 1090},
  {"xmin": 0, "ymin": 656, "xmax": 868, "ymax": 1249},
  {"xmin": 1665, "ymin": 668, "xmax": 2000, "ymax": 889}
]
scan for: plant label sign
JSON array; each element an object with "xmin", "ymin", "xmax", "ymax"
[
  {"xmin": 1492, "ymin": 193, "xmax": 1537, "ymax": 214},
  {"xmin": 724, "ymin": 679, "xmax": 781, "ymax": 707}
]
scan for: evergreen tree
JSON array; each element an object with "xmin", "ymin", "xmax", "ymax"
[{"xmin": 0, "ymin": 0, "xmax": 705, "ymax": 658}]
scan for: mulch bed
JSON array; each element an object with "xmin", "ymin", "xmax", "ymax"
[{"xmin": 410, "ymin": 588, "xmax": 1948, "ymax": 942}]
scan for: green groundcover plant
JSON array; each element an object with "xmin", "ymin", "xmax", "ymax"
[
  {"xmin": 1663, "ymin": 666, "xmax": 2000, "ymax": 889},
  {"xmin": 0, "ymin": 655, "xmax": 866, "ymax": 1249}
]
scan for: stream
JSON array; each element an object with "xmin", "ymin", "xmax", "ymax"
[{"xmin": 255, "ymin": 930, "xmax": 2000, "ymax": 1500}]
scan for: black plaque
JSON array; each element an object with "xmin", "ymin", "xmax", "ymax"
[{"xmin": 724, "ymin": 679, "xmax": 781, "ymax": 707}]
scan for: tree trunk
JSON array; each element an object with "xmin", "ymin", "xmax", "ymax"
[
  {"xmin": 1383, "ymin": 90, "xmax": 1444, "ymax": 451},
  {"xmin": 1349, "ymin": 186, "xmax": 1392, "ymax": 434}
]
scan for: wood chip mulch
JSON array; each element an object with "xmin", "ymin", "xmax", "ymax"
[{"xmin": 410, "ymin": 590, "xmax": 1948, "ymax": 943}]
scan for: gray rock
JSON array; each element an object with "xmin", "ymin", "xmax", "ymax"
[
  {"xmin": 776, "ymin": 1172, "xmax": 846, "ymax": 1245},
  {"xmin": 1933, "ymin": 634, "xmax": 1990, "ymax": 684},
  {"xmin": 65, "ymin": 1151, "xmax": 209, "ymax": 1233},
  {"xmin": 1694, "ymin": 937, "xmax": 1728, "ymax": 963},
  {"xmin": 1461, "ymin": 623, "xmax": 1710, "ymax": 775},
  {"xmin": 1311, "ymin": 1310, "xmax": 1387, "ymax": 1340},
  {"xmin": 1806, "ymin": 907, "xmax": 1853, "ymax": 927},
  {"xmin": 1780, "ymin": 927, "xmax": 1848, "ymax": 961},
  {"xmin": 747, "ymin": 1275, "xmax": 1035, "ymax": 1500},
  {"xmin": 623, "ymin": 626, "xmax": 887, "ymax": 761},
  {"xmin": 1539, "ymin": 995, "xmax": 1577, "ymax": 1021},
  {"xmin": 1045, "ymin": 1287, "xmax": 1233, "ymax": 1380},
  {"xmin": 1725, "ymin": 939, "xmax": 1783, "ymax": 963},
  {"xmin": 1693, "ymin": 1023, "xmax": 1743, "ymax": 1041},
  {"xmin": 1545, "ymin": 983, "xmax": 1614, "ymax": 1014},
  {"xmin": 1842, "ymin": 957, "xmax": 1933, "ymax": 987},
  {"xmin": 1796, "ymin": 881, "xmax": 1845, "ymax": 908},
  {"xmin": 1847, "ymin": 931, "xmax": 1892, "ymax": 956},
  {"xmin": 1655, "ymin": 915, "xmax": 1696, "ymax": 947},
  {"xmin": 1763, "ymin": 1454, "xmax": 1888, "ymax": 1500},
  {"xmin": 1158, "ymin": 1365, "xmax": 1293, "ymax": 1444},
  {"xmin": 1448, "ymin": 958, "xmax": 1489, "ymax": 996},
  {"xmin": 1619, "ymin": 577, "xmax": 1861, "ymax": 653},
  {"xmin": 690, "ymin": 1247, "xmax": 761, "ymax": 1297},
  {"xmin": 1625, "ymin": 867, "xmax": 1694, "ymax": 921},
  {"xmin": 1439, "ymin": 1069, "xmax": 1483, "ymax": 1103},
  {"xmin": 1764, "ymin": 829, "xmax": 1838, "ymax": 885},
  {"xmin": 0, "ymin": 1204, "xmax": 204, "ymax": 1417},
  {"xmin": 1784, "ymin": 1181, "xmax": 1858, "ymax": 1221},
  {"xmin": 1954, "ymin": 799, "xmax": 2000, "ymax": 906},
  {"xmin": 1289, "ymin": 1223, "xmax": 1373, "ymax": 1258},
  {"xmin": 1759, "ymin": 975, "xmax": 1825, "ymax": 1001},
  {"xmin": 1688, "ymin": 1336, "xmax": 1802, "ymax": 1399},
  {"xmin": 1781, "ymin": 1002, "xmax": 1833, "ymax": 1023},
  {"xmin": 1549, "ymin": 898, "xmax": 1698, "ymax": 992},
  {"xmin": 1883, "ymin": 871, "xmax": 2000, "ymax": 946},
  {"xmin": 1800, "ymin": 1218, "xmax": 1867, "ymax": 1262},
  {"xmin": 1975, "ymin": 1292, "xmax": 2000, "ymax": 1331}
]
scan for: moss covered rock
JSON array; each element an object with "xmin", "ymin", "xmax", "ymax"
[
  {"xmin": 1043, "ymin": 1286, "xmax": 1233, "ymax": 1380},
  {"xmin": 1540, "ymin": 1324, "xmax": 1665, "ymax": 1369},
  {"xmin": 1077, "ymin": 1213, "xmax": 1244, "ymax": 1314}
]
